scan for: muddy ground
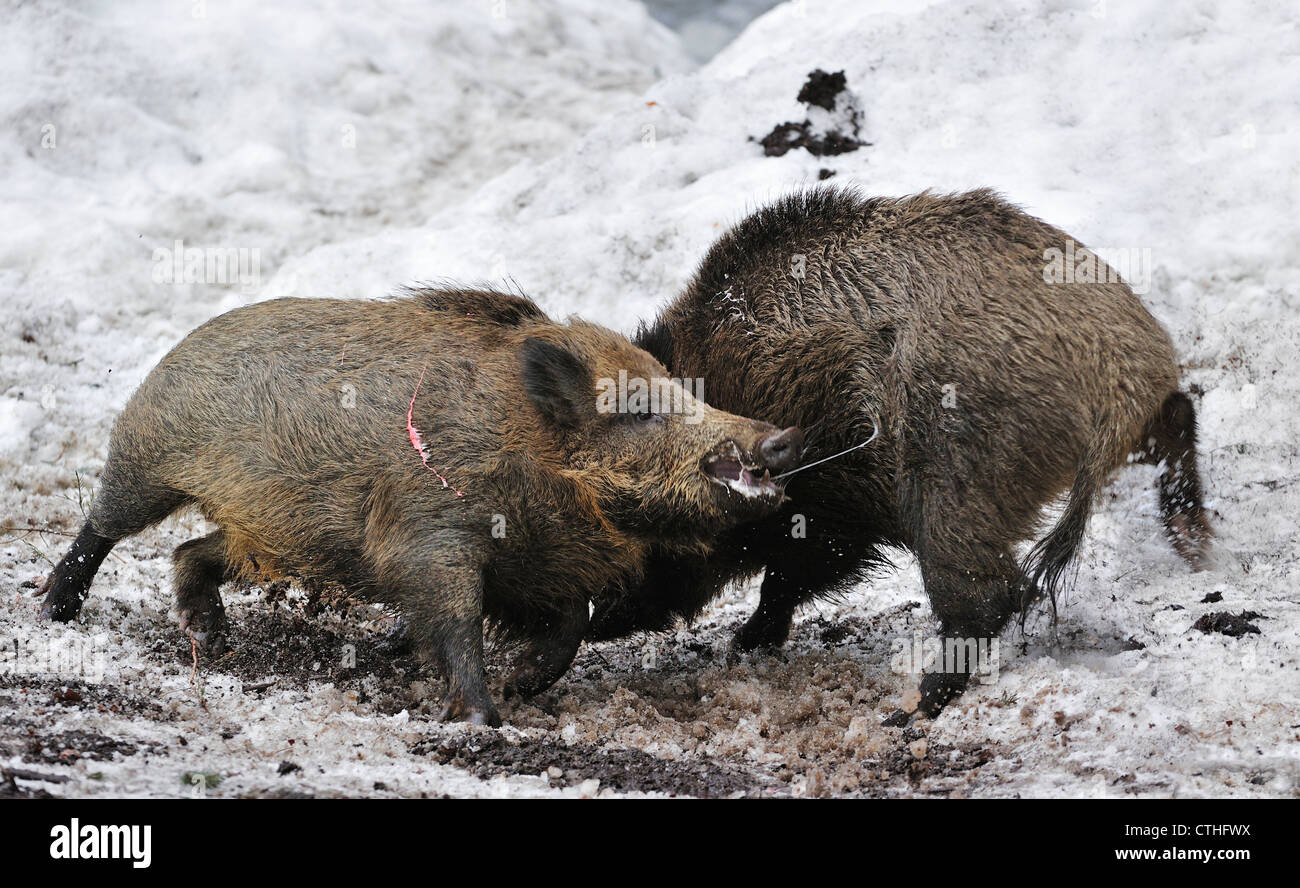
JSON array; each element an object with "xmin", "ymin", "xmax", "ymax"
[{"xmin": 8, "ymin": 525, "xmax": 1271, "ymax": 800}]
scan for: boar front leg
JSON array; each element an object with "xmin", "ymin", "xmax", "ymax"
[
  {"xmin": 173, "ymin": 531, "xmax": 233, "ymax": 655},
  {"xmin": 381, "ymin": 554, "xmax": 500, "ymax": 727},
  {"xmin": 734, "ymin": 533, "xmax": 861, "ymax": 652},
  {"xmin": 431, "ymin": 586, "xmax": 499, "ymax": 727},
  {"xmin": 503, "ymin": 597, "xmax": 589, "ymax": 701},
  {"xmin": 588, "ymin": 551, "xmax": 723, "ymax": 640}
]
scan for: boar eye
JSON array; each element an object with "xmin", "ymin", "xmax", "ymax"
[{"xmin": 631, "ymin": 410, "xmax": 664, "ymax": 427}]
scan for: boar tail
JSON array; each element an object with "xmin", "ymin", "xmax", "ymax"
[{"xmin": 1020, "ymin": 445, "xmax": 1107, "ymax": 624}]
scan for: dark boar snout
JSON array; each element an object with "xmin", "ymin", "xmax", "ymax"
[{"xmin": 758, "ymin": 426, "xmax": 803, "ymax": 474}]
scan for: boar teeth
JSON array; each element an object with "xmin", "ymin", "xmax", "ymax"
[
  {"xmin": 703, "ymin": 443, "xmax": 779, "ymax": 499},
  {"xmin": 715, "ymin": 467, "xmax": 779, "ymax": 499}
]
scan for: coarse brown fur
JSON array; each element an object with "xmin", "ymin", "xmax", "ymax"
[
  {"xmin": 590, "ymin": 186, "xmax": 1213, "ymax": 719},
  {"xmin": 38, "ymin": 288, "xmax": 801, "ymax": 726}
]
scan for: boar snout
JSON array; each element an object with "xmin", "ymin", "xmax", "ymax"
[
  {"xmin": 702, "ymin": 424, "xmax": 803, "ymax": 499},
  {"xmin": 758, "ymin": 426, "xmax": 803, "ymax": 475}
]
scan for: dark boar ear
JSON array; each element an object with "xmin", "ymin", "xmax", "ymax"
[{"xmin": 520, "ymin": 337, "xmax": 591, "ymax": 428}]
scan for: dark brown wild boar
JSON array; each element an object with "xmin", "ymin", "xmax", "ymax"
[
  {"xmin": 591, "ymin": 187, "xmax": 1213, "ymax": 722},
  {"xmin": 38, "ymin": 288, "xmax": 801, "ymax": 726}
]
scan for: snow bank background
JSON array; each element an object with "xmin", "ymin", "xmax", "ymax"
[{"xmin": 1, "ymin": 0, "xmax": 1296, "ymax": 797}]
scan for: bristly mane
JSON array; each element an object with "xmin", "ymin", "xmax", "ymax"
[
  {"xmin": 401, "ymin": 285, "xmax": 549, "ymax": 327},
  {"xmin": 633, "ymin": 317, "xmax": 675, "ymax": 367}
]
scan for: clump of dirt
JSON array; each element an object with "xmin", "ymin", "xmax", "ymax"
[
  {"xmin": 1192, "ymin": 611, "xmax": 1264, "ymax": 637},
  {"xmin": 0, "ymin": 675, "xmax": 169, "ymax": 721},
  {"xmin": 757, "ymin": 68, "xmax": 868, "ymax": 157},
  {"xmin": 24, "ymin": 728, "xmax": 161, "ymax": 765},
  {"xmin": 162, "ymin": 595, "xmax": 428, "ymax": 715},
  {"xmin": 412, "ymin": 732, "xmax": 762, "ymax": 797},
  {"xmin": 797, "ymin": 68, "xmax": 848, "ymax": 110},
  {"xmin": 759, "ymin": 123, "xmax": 864, "ymax": 158}
]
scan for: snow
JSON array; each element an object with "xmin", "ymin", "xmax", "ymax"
[{"xmin": 2, "ymin": 0, "xmax": 1297, "ymax": 797}]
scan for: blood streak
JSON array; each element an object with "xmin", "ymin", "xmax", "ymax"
[{"xmin": 406, "ymin": 364, "xmax": 464, "ymax": 497}]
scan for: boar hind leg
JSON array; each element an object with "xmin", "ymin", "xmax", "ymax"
[
  {"xmin": 904, "ymin": 548, "xmax": 1021, "ymax": 722},
  {"xmin": 173, "ymin": 531, "xmax": 233, "ymax": 655},
  {"xmin": 503, "ymin": 599, "xmax": 589, "ymax": 701},
  {"xmin": 887, "ymin": 470, "xmax": 1022, "ymax": 723},
  {"xmin": 41, "ymin": 469, "xmax": 188, "ymax": 622},
  {"xmin": 915, "ymin": 556, "xmax": 1013, "ymax": 722},
  {"xmin": 1136, "ymin": 391, "xmax": 1213, "ymax": 566},
  {"xmin": 39, "ymin": 522, "xmax": 118, "ymax": 622}
]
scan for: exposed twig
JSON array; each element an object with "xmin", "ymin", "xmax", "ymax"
[
  {"xmin": 3, "ymin": 766, "xmax": 72, "ymax": 784},
  {"xmin": 189, "ymin": 635, "xmax": 207, "ymax": 708},
  {"xmin": 0, "ymin": 526, "xmax": 129, "ymax": 569},
  {"xmin": 23, "ymin": 542, "xmax": 55, "ymax": 568}
]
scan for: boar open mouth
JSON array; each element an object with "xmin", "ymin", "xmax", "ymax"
[{"xmin": 702, "ymin": 441, "xmax": 780, "ymax": 499}]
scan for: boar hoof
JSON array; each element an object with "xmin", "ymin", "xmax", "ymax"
[
  {"xmin": 439, "ymin": 699, "xmax": 502, "ymax": 728},
  {"xmin": 731, "ymin": 613, "xmax": 792, "ymax": 653},
  {"xmin": 39, "ymin": 593, "xmax": 78, "ymax": 623},
  {"xmin": 179, "ymin": 608, "xmax": 228, "ymax": 656},
  {"xmin": 881, "ymin": 708, "xmax": 915, "ymax": 728},
  {"xmin": 501, "ymin": 669, "xmax": 549, "ymax": 702},
  {"xmin": 916, "ymin": 670, "xmax": 971, "ymax": 718},
  {"xmin": 185, "ymin": 627, "xmax": 227, "ymax": 657}
]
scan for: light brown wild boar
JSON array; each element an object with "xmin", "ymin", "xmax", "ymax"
[
  {"xmin": 591, "ymin": 187, "xmax": 1213, "ymax": 722},
  {"xmin": 38, "ymin": 288, "xmax": 802, "ymax": 726}
]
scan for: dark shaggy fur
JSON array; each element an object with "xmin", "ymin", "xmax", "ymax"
[
  {"xmin": 39, "ymin": 289, "xmax": 799, "ymax": 726},
  {"xmin": 590, "ymin": 187, "xmax": 1213, "ymax": 719}
]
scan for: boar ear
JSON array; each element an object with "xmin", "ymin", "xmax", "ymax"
[{"xmin": 520, "ymin": 337, "xmax": 591, "ymax": 428}]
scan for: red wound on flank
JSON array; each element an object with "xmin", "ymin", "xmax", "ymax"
[{"xmin": 407, "ymin": 364, "xmax": 464, "ymax": 497}]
